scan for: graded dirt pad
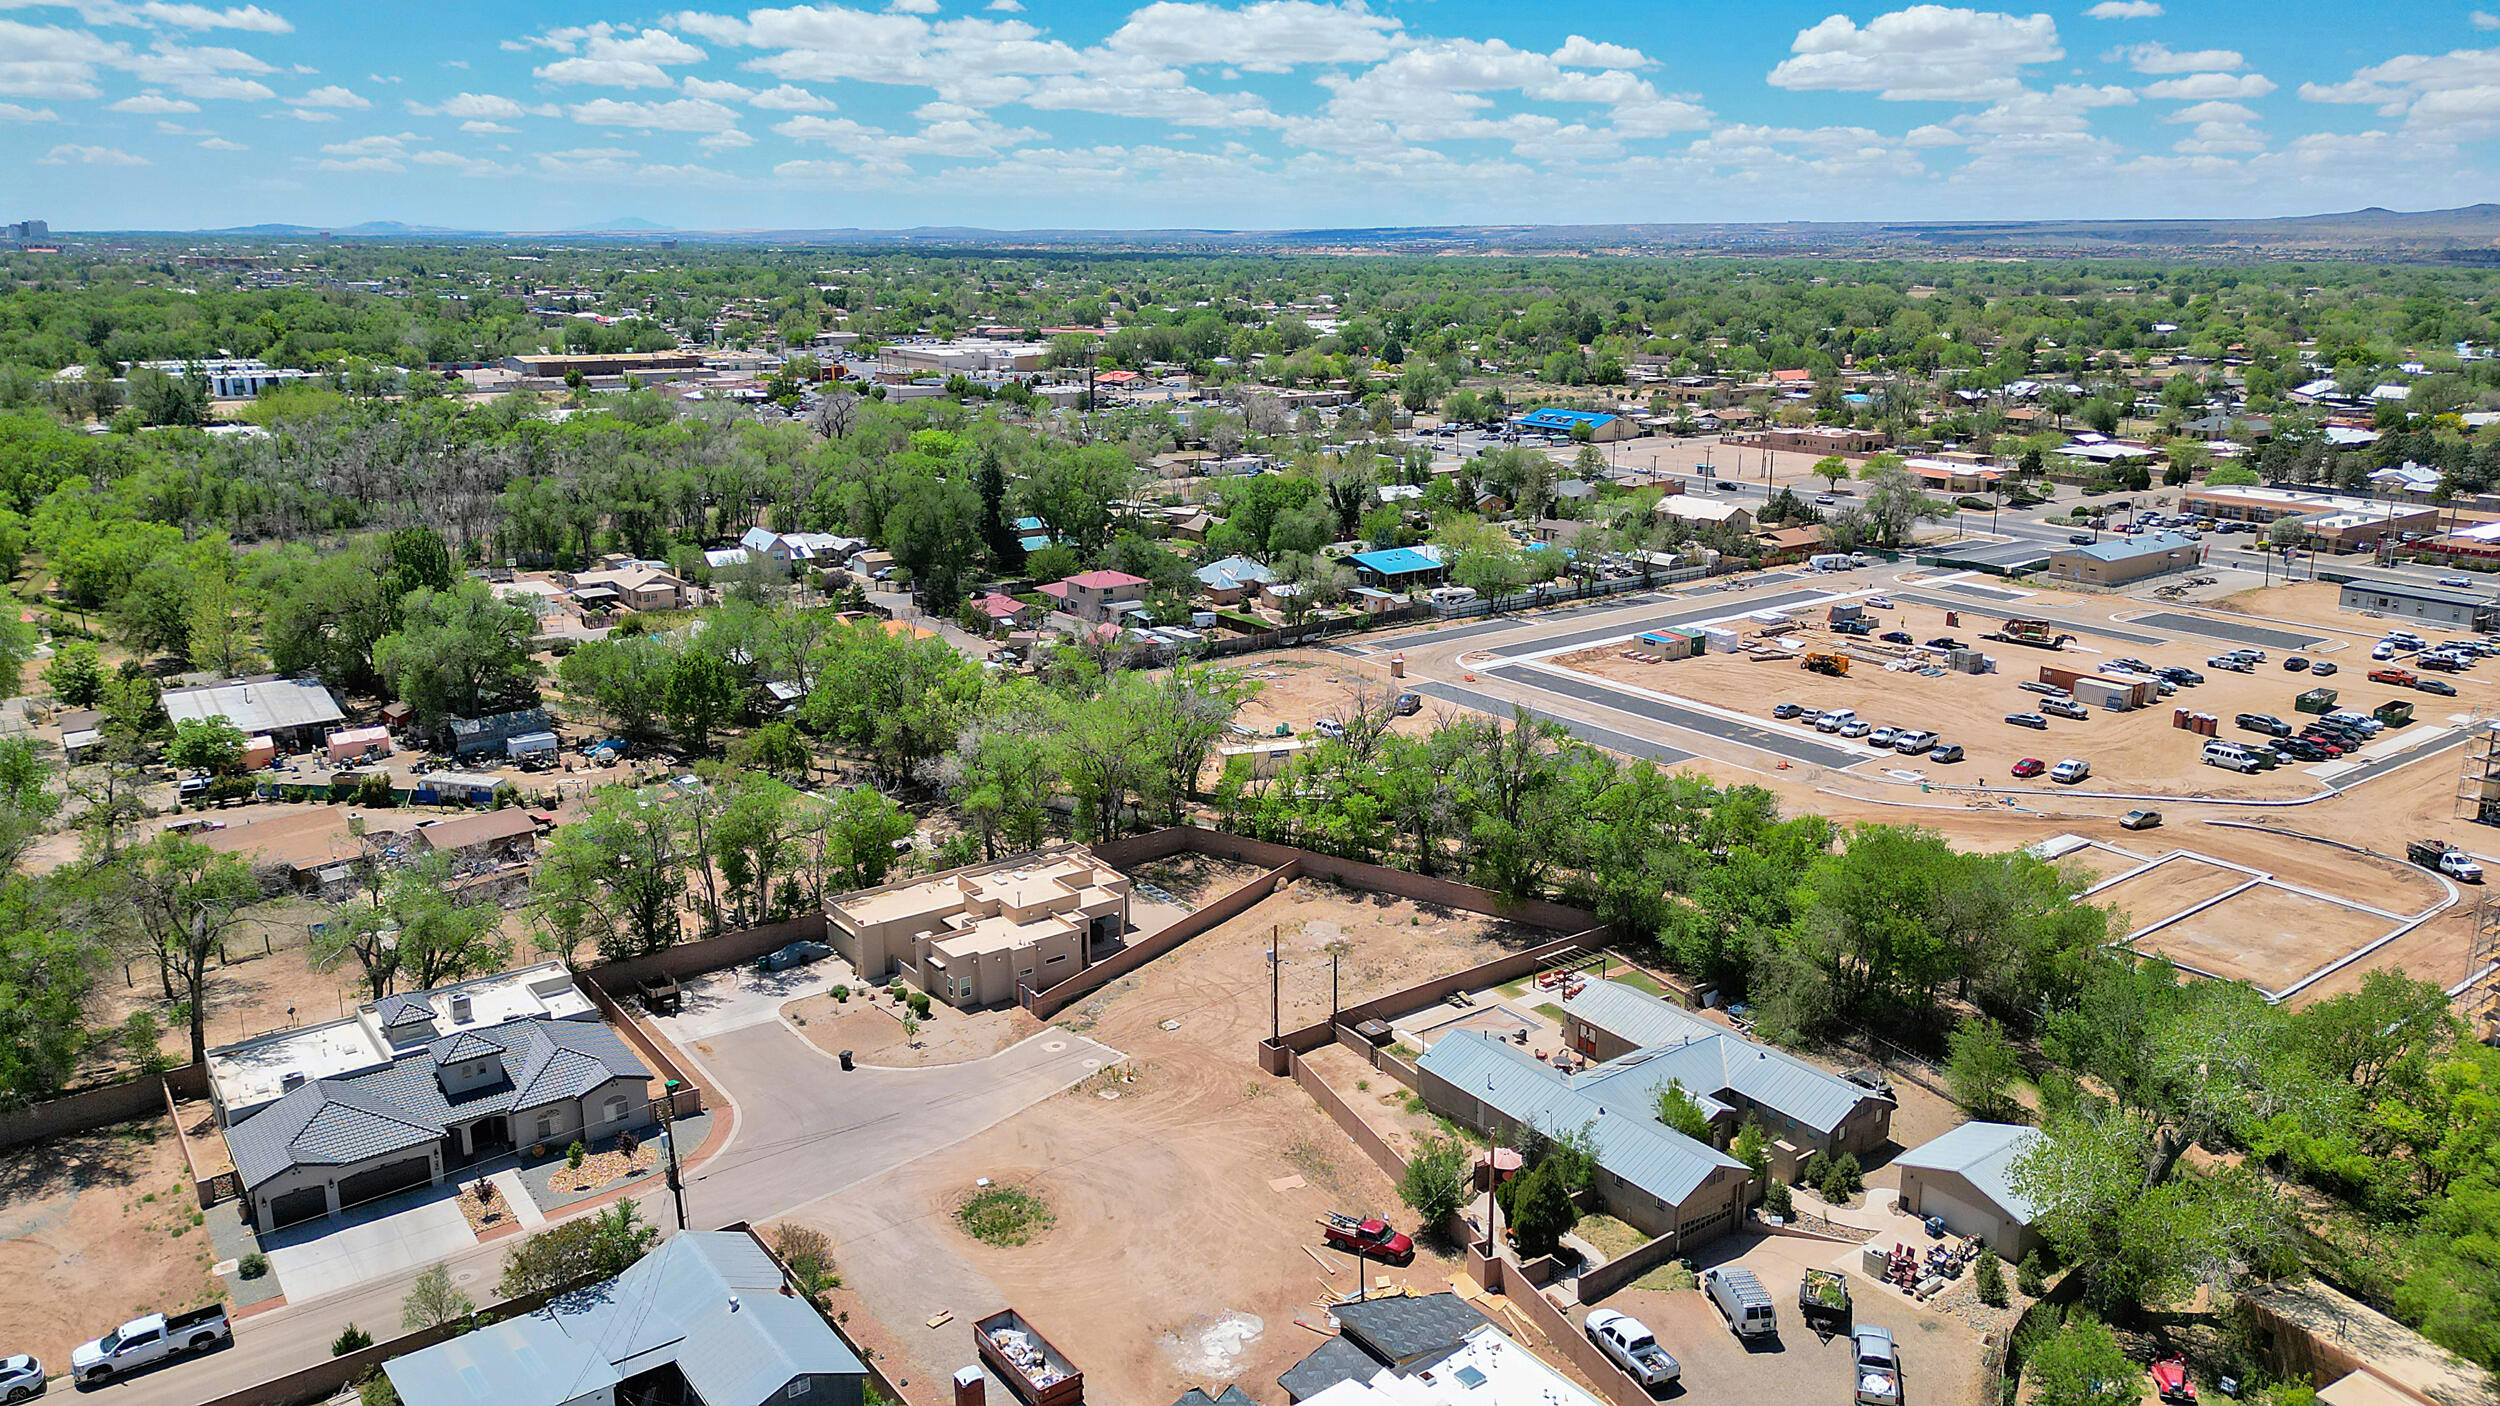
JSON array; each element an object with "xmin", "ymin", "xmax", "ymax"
[
  {"xmin": 2090, "ymin": 856, "xmax": 2258, "ymax": 934},
  {"xmin": 2204, "ymin": 580, "xmax": 2468, "ymax": 643},
  {"xmin": 780, "ymin": 992, "xmax": 1045, "ymax": 1067},
  {"xmin": 1298, "ymin": 1042, "xmax": 1448, "ymax": 1163},
  {"xmin": 2133, "ymin": 883, "xmax": 2397, "ymax": 993},
  {"xmin": 0, "ymin": 1122, "xmax": 220, "ymax": 1378},
  {"xmin": 782, "ymin": 883, "xmax": 1557, "ymax": 1406},
  {"xmin": 1127, "ymin": 852, "xmax": 1276, "ymax": 906}
]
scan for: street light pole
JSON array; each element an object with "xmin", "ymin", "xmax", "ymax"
[{"xmin": 659, "ymin": 1078, "xmax": 689, "ymax": 1231}]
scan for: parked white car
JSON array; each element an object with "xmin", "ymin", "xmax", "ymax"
[{"xmin": 0, "ymin": 1354, "xmax": 41, "ymax": 1404}]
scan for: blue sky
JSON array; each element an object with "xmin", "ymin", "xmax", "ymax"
[{"xmin": 6, "ymin": 0, "xmax": 2499, "ymax": 231}]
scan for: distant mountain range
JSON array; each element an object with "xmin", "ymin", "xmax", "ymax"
[{"xmin": 124, "ymin": 204, "xmax": 2500, "ymax": 260}]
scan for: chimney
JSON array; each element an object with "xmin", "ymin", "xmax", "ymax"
[
  {"xmin": 449, "ymin": 993, "xmax": 472, "ymax": 1023},
  {"xmin": 727, "ymin": 1294, "xmax": 740, "ymax": 1313},
  {"xmin": 954, "ymin": 1366, "xmax": 986, "ymax": 1406}
]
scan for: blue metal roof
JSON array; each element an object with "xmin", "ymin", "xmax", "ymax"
[
  {"xmin": 385, "ymin": 1232, "xmax": 865, "ymax": 1406},
  {"xmin": 1562, "ymin": 981, "xmax": 1889, "ymax": 1136},
  {"xmin": 1417, "ymin": 1030, "xmax": 1742, "ymax": 1206},
  {"xmin": 1513, "ymin": 409, "xmax": 1618, "ymax": 429},
  {"xmin": 1895, "ymin": 1121, "xmax": 2043, "ymax": 1224},
  {"xmin": 1347, "ymin": 547, "xmax": 1444, "ymax": 577}
]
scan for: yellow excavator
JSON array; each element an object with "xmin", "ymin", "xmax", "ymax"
[{"xmin": 1802, "ymin": 653, "xmax": 1851, "ymax": 677}]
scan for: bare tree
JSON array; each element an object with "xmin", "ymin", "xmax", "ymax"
[{"xmin": 809, "ymin": 389, "xmax": 859, "ymax": 440}]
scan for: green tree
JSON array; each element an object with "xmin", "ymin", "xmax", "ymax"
[
  {"xmin": 1400, "ymin": 1133, "xmax": 1473, "ymax": 1227},
  {"xmin": 165, "ymin": 717, "xmax": 249, "ymax": 777},
  {"xmin": 0, "ymin": 880, "xmax": 101, "ymax": 1105},
  {"xmin": 1975, "ymin": 1246, "xmax": 2009, "ymax": 1307},
  {"xmin": 1947, "ymin": 1015, "xmax": 2023, "ymax": 1120},
  {"xmin": 662, "ymin": 648, "xmax": 737, "ymax": 754},
  {"xmin": 372, "ymin": 582, "xmax": 541, "ymax": 729},
  {"xmin": 1499, "ymin": 1159, "xmax": 1579, "ymax": 1257},
  {"xmin": 2204, "ymin": 462, "xmax": 2259, "ymax": 487},
  {"xmin": 319, "ymin": 851, "xmax": 509, "ymax": 999},
  {"xmin": 495, "ymin": 1202, "xmax": 660, "ymax": 1298},
  {"xmin": 109, "ymin": 831, "xmax": 260, "ymax": 1065},
  {"xmin": 2025, "ymin": 1314, "xmax": 2141, "ymax": 1406},
  {"xmin": 1656, "ymin": 1081, "xmax": 1715, "ymax": 1141},
  {"xmin": 42, "ymin": 641, "xmax": 104, "ymax": 707},
  {"xmin": 557, "ymin": 634, "xmax": 673, "ymax": 740},
  {"xmin": 401, "ymin": 1262, "xmax": 474, "ymax": 1330},
  {"xmin": 528, "ymin": 786, "xmax": 684, "ymax": 963}
]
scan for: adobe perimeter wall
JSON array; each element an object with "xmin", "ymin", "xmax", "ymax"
[{"xmin": 1086, "ymin": 825, "xmax": 1604, "ymax": 934}]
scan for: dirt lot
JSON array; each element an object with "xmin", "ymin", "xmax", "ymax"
[
  {"xmin": 778, "ymin": 879, "xmax": 1565, "ymax": 1406},
  {"xmin": 781, "ymin": 991, "xmax": 1045, "ymax": 1067},
  {"xmin": 1579, "ymin": 1229, "xmax": 1994, "ymax": 1406},
  {"xmin": 2091, "ymin": 856, "xmax": 2258, "ymax": 933},
  {"xmin": 2138, "ymin": 883, "xmax": 2406, "ymax": 993},
  {"xmin": 0, "ymin": 1121, "xmax": 221, "ymax": 1379},
  {"xmin": 2203, "ymin": 580, "xmax": 2481, "ymax": 643}
]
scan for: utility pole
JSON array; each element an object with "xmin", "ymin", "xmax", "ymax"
[
  {"xmin": 658, "ymin": 1078, "xmax": 688, "ymax": 1232},
  {"xmin": 1269, "ymin": 925, "xmax": 1280, "ymax": 1043}
]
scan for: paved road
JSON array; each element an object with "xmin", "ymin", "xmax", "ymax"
[
  {"xmin": 2126, "ymin": 610, "xmax": 2327, "ymax": 651},
  {"xmin": 1456, "ymin": 587, "xmax": 1840, "ymax": 660},
  {"xmin": 1483, "ymin": 663, "xmax": 1871, "ymax": 770},
  {"xmin": 94, "ymin": 1022, "xmax": 1121, "ymax": 1406},
  {"xmin": 1412, "ymin": 679, "xmax": 1699, "ymax": 764},
  {"xmin": 1886, "ymin": 591, "xmax": 2172, "ymax": 647}
]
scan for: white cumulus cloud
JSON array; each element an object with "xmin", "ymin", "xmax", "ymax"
[{"xmin": 1768, "ymin": 6, "xmax": 2063, "ymax": 101}]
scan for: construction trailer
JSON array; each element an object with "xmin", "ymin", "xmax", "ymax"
[
  {"xmin": 1637, "ymin": 629, "xmax": 1704, "ymax": 660},
  {"xmin": 2039, "ymin": 665, "xmax": 2158, "ymax": 712}
]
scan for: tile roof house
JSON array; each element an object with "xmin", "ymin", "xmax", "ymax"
[
  {"xmin": 384, "ymin": 1230, "xmax": 868, "ymax": 1406},
  {"xmin": 971, "ymin": 592, "xmax": 1040, "ymax": 632},
  {"xmin": 1039, "ymin": 569, "xmax": 1149, "ymax": 623},
  {"xmin": 207, "ymin": 963, "xmax": 651, "ymax": 1230}
]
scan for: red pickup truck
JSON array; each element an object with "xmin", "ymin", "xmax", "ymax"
[{"xmin": 1321, "ymin": 1213, "xmax": 1414, "ymax": 1263}]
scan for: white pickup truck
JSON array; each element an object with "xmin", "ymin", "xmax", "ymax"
[{"xmin": 71, "ymin": 1305, "xmax": 231, "ymax": 1384}]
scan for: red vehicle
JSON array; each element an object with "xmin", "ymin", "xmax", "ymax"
[
  {"xmin": 2368, "ymin": 667, "xmax": 2417, "ymax": 686},
  {"xmin": 2010, "ymin": 758, "xmax": 2046, "ymax": 778},
  {"xmin": 2150, "ymin": 1354, "xmax": 2196, "ymax": 1405},
  {"xmin": 1320, "ymin": 1212, "xmax": 1415, "ymax": 1264}
]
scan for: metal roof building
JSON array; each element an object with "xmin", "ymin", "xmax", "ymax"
[
  {"xmin": 1893, "ymin": 1121, "xmax": 2045, "ymax": 1257},
  {"xmin": 162, "ymin": 676, "xmax": 344, "ymax": 748},
  {"xmin": 385, "ymin": 1230, "xmax": 868, "ymax": 1406}
]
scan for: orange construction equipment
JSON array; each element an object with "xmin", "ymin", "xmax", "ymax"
[{"xmin": 1802, "ymin": 652, "xmax": 1851, "ymax": 677}]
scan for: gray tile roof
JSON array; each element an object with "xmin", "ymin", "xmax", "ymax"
[
  {"xmin": 1335, "ymin": 1294, "xmax": 1492, "ymax": 1366},
  {"xmin": 389, "ymin": 1231, "xmax": 866, "ymax": 1406},
  {"xmin": 1278, "ymin": 1336, "xmax": 1384, "ymax": 1401},
  {"xmin": 376, "ymin": 993, "xmax": 436, "ymax": 1029},
  {"xmin": 229, "ymin": 1016, "xmax": 648, "ymax": 1192},
  {"xmin": 1418, "ymin": 1030, "xmax": 1745, "ymax": 1207},
  {"xmin": 1895, "ymin": 1121, "xmax": 2043, "ymax": 1224}
]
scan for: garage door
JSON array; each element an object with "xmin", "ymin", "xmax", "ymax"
[
  {"xmin": 1913, "ymin": 1178, "xmax": 2005, "ymax": 1250},
  {"xmin": 337, "ymin": 1156, "xmax": 433, "ymax": 1211},
  {"xmin": 265, "ymin": 1185, "xmax": 329, "ymax": 1229}
]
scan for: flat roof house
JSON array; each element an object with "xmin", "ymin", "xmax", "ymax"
[
  {"xmin": 383, "ymin": 1229, "xmax": 867, "ymax": 1406},
  {"xmin": 1347, "ymin": 546, "xmax": 1447, "ymax": 590},
  {"xmin": 825, "ymin": 847, "xmax": 1130, "ymax": 1009},
  {"xmin": 2046, "ymin": 530, "xmax": 2202, "ymax": 587},
  {"xmin": 1655, "ymin": 495, "xmax": 1755, "ymax": 532},
  {"xmin": 210, "ymin": 963, "xmax": 651, "ymax": 1229},
  {"xmin": 1893, "ymin": 1121, "xmax": 2044, "ymax": 1258},
  {"xmin": 163, "ymin": 676, "xmax": 345, "ymax": 752}
]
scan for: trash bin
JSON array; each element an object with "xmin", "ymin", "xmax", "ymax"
[{"xmin": 839, "ymin": 1050, "xmax": 854, "ymax": 1071}]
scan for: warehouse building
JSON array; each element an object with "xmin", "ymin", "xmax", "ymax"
[
  {"xmin": 2044, "ymin": 531, "xmax": 2201, "ymax": 587},
  {"xmin": 162, "ymin": 676, "xmax": 346, "ymax": 752}
]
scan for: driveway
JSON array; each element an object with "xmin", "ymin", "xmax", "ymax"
[
  {"xmin": 260, "ymin": 1184, "xmax": 478, "ymax": 1304},
  {"xmin": 670, "ymin": 1017, "xmax": 1126, "ymax": 1227},
  {"xmin": 660, "ymin": 959, "xmax": 851, "ymax": 1041},
  {"xmin": 1577, "ymin": 1231, "xmax": 1991, "ymax": 1406}
]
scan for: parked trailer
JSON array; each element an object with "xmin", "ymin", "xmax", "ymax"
[
  {"xmin": 977, "ymin": 1309, "xmax": 1083, "ymax": 1406},
  {"xmin": 1990, "ymin": 618, "xmax": 2077, "ymax": 650}
]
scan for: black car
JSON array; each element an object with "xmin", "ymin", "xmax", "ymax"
[
  {"xmin": 2111, "ymin": 658, "xmax": 2152, "ymax": 674},
  {"xmin": 1880, "ymin": 630, "xmax": 1915, "ymax": 645},
  {"xmin": 1928, "ymin": 637, "xmax": 1967, "ymax": 651},
  {"xmin": 2068, "ymin": 533, "xmax": 2095, "ymax": 545},
  {"xmin": 2421, "ymin": 678, "xmax": 2460, "ymax": 696},
  {"xmin": 2157, "ymin": 666, "xmax": 2204, "ymax": 685},
  {"xmin": 2273, "ymin": 739, "xmax": 2326, "ymax": 761},
  {"xmin": 2285, "ymin": 657, "xmax": 2311, "ymax": 672}
]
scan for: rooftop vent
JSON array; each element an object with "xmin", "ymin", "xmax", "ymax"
[
  {"xmin": 280, "ymin": 1071, "xmax": 306, "ymax": 1091},
  {"xmin": 449, "ymin": 993, "xmax": 472, "ymax": 1023}
]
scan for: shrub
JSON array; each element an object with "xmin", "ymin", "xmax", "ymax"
[
  {"xmin": 1976, "ymin": 1247, "xmax": 2009, "ymax": 1307},
  {"xmin": 771, "ymin": 1222, "xmax": 842, "ymax": 1300},
  {"xmin": 332, "ymin": 1324, "xmax": 374, "ymax": 1356},
  {"xmin": 2017, "ymin": 1249, "xmax": 2047, "ymax": 1298},
  {"xmin": 616, "ymin": 1130, "xmax": 639, "ymax": 1160},
  {"xmin": 1500, "ymin": 1161, "xmax": 1579, "ymax": 1259},
  {"xmin": 566, "ymin": 1140, "xmax": 587, "ymax": 1170},
  {"xmin": 360, "ymin": 1374, "xmax": 403, "ymax": 1406},
  {"xmin": 1813, "ymin": 1151, "xmax": 1862, "ymax": 1203},
  {"xmin": 1763, "ymin": 1179, "xmax": 1794, "ymax": 1218},
  {"xmin": 955, "ymin": 1186, "xmax": 1055, "ymax": 1247},
  {"xmin": 831, "ymin": 984, "xmax": 850, "ymax": 1002},
  {"xmin": 907, "ymin": 989, "xmax": 932, "ymax": 1020},
  {"xmin": 238, "ymin": 1251, "xmax": 269, "ymax": 1280}
]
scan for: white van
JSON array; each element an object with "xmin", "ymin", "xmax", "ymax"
[
  {"xmin": 1815, "ymin": 708, "xmax": 1858, "ymax": 734},
  {"xmin": 2202, "ymin": 740, "xmax": 2261, "ymax": 773}
]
